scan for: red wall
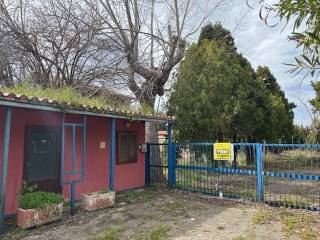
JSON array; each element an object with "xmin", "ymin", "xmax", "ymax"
[
  {"xmin": 114, "ymin": 120, "xmax": 146, "ymax": 191},
  {"xmin": 0, "ymin": 106, "xmax": 146, "ymax": 215}
]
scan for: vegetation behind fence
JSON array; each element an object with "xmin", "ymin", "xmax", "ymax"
[{"xmin": 147, "ymin": 143, "xmax": 320, "ymax": 211}]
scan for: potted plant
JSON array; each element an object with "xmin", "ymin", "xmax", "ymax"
[
  {"xmin": 17, "ymin": 187, "xmax": 64, "ymax": 229},
  {"xmin": 81, "ymin": 188, "xmax": 115, "ymax": 211}
]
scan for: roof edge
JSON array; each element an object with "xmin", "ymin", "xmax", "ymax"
[{"xmin": 0, "ymin": 92, "xmax": 174, "ymax": 122}]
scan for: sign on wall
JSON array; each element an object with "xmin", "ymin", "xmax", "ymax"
[{"xmin": 213, "ymin": 143, "xmax": 234, "ymax": 161}]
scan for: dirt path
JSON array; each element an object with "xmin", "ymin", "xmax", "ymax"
[
  {"xmin": 173, "ymin": 204, "xmax": 283, "ymax": 240},
  {"xmin": 3, "ymin": 189, "xmax": 319, "ymax": 240}
]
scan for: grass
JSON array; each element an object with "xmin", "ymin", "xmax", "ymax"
[
  {"xmin": 165, "ymin": 200, "xmax": 187, "ymax": 211},
  {"xmin": 252, "ymin": 208, "xmax": 319, "ymax": 240},
  {"xmin": 279, "ymin": 209, "xmax": 319, "ymax": 240},
  {"xmin": 92, "ymin": 227, "xmax": 123, "ymax": 240},
  {"xmin": 137, "ymin": 224, "xmax": 171, "ymax": 240},
  {"xmin": 290, "ymin": 188, "xmax": 305, "ymax": 196},
  {"xmin": 175, "ymin": 170, "xmax": 257, "ymax": 200},
  {"xmin": 265, "ymin": 194, "xmax": 314, "ymax": 208},
  {"xmin": 116, "ymin": 189, "xmax": 157, "ymax": 204},
  {"xmin": 283, "ymin": 198, "xmax": 311, "ymax": 207},
  {"xmin": 2, "ymin": 225, "xmax": 26, "ymax": 240},
  {"xmin": 264, "ymin": 149, "xmax": 320, "ymax": 170},
  {"xmin": 232, "ymin": 236, "xmax": 246, "ymax": 240},
  {"xmin": 0, "ymin": 81, "xmax": 142, "ymax": 112},
  {"xmin": 252, "ymin": 209, "xmax": 274, "ymax": 225}
]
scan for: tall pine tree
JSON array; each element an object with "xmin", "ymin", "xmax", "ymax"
[{"xmin": 168, "ymin": 22, "xmax": 294, "ymax": 142}]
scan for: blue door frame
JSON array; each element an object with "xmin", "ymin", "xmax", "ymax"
[{"xmin": 60, "ymin": 113, "xmax": 87, "ymax": 215}]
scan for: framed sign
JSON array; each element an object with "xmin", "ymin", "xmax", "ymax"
[{"xmin": 214, "ymin": 143, "xmax": 234, "ymax": 161}]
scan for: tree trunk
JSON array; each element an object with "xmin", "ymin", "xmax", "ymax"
[
  {"xmin": 135, "ymin": 73, "xmax": 172, "ymax": 185},
  {"xmin": 146, "ymin": 121, "xmax": 167, "ymax": 184},
  {"xmin": 145, "ymin": 121, "xmax": 159, "ymax": 143}
]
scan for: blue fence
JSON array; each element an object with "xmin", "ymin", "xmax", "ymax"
[{"xmin": 146, "ymin": 142, "xmax": 320, "ymax": 211}]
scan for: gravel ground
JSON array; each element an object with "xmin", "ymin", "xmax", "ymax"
[{"xmin": 2, "ymin": 189, "xmax": 320, "ymax": 240}]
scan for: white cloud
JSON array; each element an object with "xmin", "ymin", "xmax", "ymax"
[
  {"xmin": 209, "ymin": 1, "xmax": 315, "ymax": 126},
  {"xmin": 159, "ymin": 0, "xmax": 315, "ymax": 126}
]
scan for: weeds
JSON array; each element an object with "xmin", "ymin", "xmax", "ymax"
[
  {"xmin": 0, "ymin": 81, "xmax": 151, "ymax": 113},
  {"xmin": 116, "ymin": 189, "xmax": 157, "ymax": 204},
  {"xmin": 232, "ymin": 236, "xmax": 246, "ymax": 240},
  {"xmin": 252, "ymin": 208, "xmax": 319, "ymax": 239},
  {"xmin": 2, "ymin": 226, "xmax": 26, "ymax": 240},
  {"xmin": 165, "ymin": 200, "xmax": 187, "ymax": 211},
  {"xmin": 279, "ymin": 209, "xmax": 319, "ymax": 240},
  {"xmin": 252, "ymin": 209, "xmax": 274, "ymax": 225},
  {"xmin": 92, "ymin": 227, "xmax": 123, "ymax": 240},
  {"xmin": 136, "ymin": 224, "xmax": 171, "ymax": 240},
  {"xmin": 1, "ymin": 81, "xmax": 110, "ymax": 108}
]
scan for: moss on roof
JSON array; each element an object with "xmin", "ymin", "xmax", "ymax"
[
  {"xmin": 1, "ymin": 81, "xmax": 134, "ymax": 111},
  {"xmin": 0, "ymin": 81, "xmax": 173, "ymax": 121}
]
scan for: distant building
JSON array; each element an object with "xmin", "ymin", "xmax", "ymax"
[{"xmin": 158, "ymin": 130, "xmax": 168, "ymax": 143}]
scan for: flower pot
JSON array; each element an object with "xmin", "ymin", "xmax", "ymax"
[
  {"xmin": 17, "ymin": 202, "xmax": 63, "ymax": 229},
  {"xmin": 82, "ymin": 191, "xmax": 115, "ymax": 211}
]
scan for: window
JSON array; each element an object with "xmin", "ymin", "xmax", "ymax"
[{"xmin": 117, "ymin": 132, "xmax": 137, "ymax": 164}]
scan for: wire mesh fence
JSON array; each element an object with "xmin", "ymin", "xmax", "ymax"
[
  {"xmin": 264, "ymin": 144, "xmax": 320, "ymax": 210},
  {"xmin": 174, "ymin": 143, "xmax": 258, "ymax": 200},
  {"xmin": 148, "ymin": 143, "xmax": 259, "ymax": 201},
  {"xmin": 147, "ymin": 142, "xmax": 320, "ymax": 211},
  {"xmin": 148, "ymin": 143, "xmax": 169, "ymax": 188}
]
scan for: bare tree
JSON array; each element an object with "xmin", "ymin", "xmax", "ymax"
[
  {"xmin": 81, "ymin": 0, "xmax": 228, "ymax": 141},
  {"xmin": 0, "ymin": 0, "xmax": 124, "ymax": 89},
  {"xmin": 0, "ymin": 0, "xmax": 51, "ymax": 84},
  {"xmin": 0, "ymin": 0, "xmax": 229, "ymax": 138},
  {"xmin": 0, "ymin": 0, "xmax": 229, "ymax": 182},
  {"xmin": 0, "ymin": 34, "xmax": 13, "ymax": 86}
]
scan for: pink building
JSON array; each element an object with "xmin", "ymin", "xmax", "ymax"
[{"xmin": 0, "ymin": 92, "xmax": 172, "ymax": 229}]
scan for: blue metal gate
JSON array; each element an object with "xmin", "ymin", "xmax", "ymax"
[{"xmin": 146, "ymin": 142, "xmax": 320, "ymax": 211}]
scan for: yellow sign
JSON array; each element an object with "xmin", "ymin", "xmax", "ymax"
[{"xmin": 214, "ymin": 143, "xmax": 234, "ymax": 161}]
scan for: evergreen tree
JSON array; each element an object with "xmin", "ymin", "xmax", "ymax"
[
  {"xmin": 256, "ymin": 66, "xmax": 295, "ymax": 141},
  {"xmin": 256, "ymin": 66, "xmax": 281, "ymax": 95},
  {"xmin": 310, "ymin": 81, "xmax": 320, "ymax": 112},
  {"xmin": 168, "ymin": 23, "xmax": 295, "ymax": 143},
  {"xmin": 167, "ymin": 40, "xmax": 272, "ymax": 142},
  {"xmin": 198, "ymin": 22, "xmax": 236, "ymax": 51}
]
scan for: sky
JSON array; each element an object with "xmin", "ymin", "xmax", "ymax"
[{"xmin": 209, "ymin": 1, "xmax": 315, "ymax": 126}]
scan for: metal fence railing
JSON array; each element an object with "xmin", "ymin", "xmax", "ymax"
[
  {"xmin": 147, "ymin": 143, "xmax": 169, "ymax": 189},
  {"xmin": 263, "ymin": 144, "xmax": 320, "ymax": 210},
  {"xmin": 146, "ymin": 142, "xmax": 320, "ymax": 211}
]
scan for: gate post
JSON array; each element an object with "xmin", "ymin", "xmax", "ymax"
[
  {"xmin": 167, "ymin": 123, "xmax": 176, "ymax": 188},
  {"xmin": 171, "ymin": 143, "xmax": 176, "ymax": 186},
  {"xmin": 145, "ymin": 144, "xmax": 151, "ymax": 187},
  {"xmin": 256, "ymin": 143, "xmax": 264, "ymax": 202}
]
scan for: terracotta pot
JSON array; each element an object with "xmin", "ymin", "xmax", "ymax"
[
  {"xmin": 82, "ymin": 191, "xmax": 115, "ymax": 211},
  {"xmin": 17, "ymin": 202, "xmax": 63, "ymax": 229}
]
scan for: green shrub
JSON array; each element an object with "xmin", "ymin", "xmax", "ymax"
[
  {"xmin": 100, "ymin": 187, "xmax": 108, "ymax": 194},
  {"xmin": 19, "ymin": 181, "xmax": 37, "ymax": 196},
  {"xmin": 18, "ymin": 191, "xmax": 64, "ymax": 210}
]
